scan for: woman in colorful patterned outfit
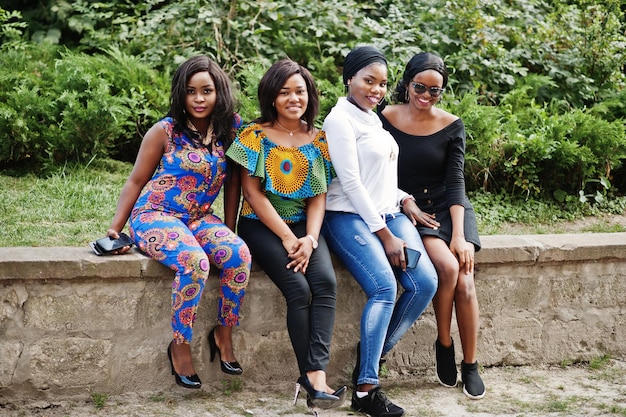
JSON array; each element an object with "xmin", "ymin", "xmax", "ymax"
[
  {"xmin": 378, "ymin": 52, "xmax": 485, "ymax": 399},
  {"xmin": 321, "ymin": 46, "xmax": 438, "ymax": 417},
  {"xmin": 226, "ymin": 59, "xmax": 345, "ymax": 411},
  {"xmin": 105, "ymin": 55, "xmax": 251, "ymax": 389}
]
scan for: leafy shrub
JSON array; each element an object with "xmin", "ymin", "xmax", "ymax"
[
  {"xmin": 446, "ymin": 80, "xmax": 626, "ymax": 200},
  {"xmin": 443, "ymin": 92, "xmax": 505, "ymax": 193},
  {"xmin": 0, "ymin": 7, "xmax": 27, "ymax": 48},
  {"xmin": 2, "ymin": 0, "xmax": 625, "ymax": 207},
  {"xmin": 0, "ymin": 46, "xmax": 168, "ymax": 172}
]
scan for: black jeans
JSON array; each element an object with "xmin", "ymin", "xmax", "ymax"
[{"xmin": 238, "ymin": 217, "xmax": 337, "ymax": 375}]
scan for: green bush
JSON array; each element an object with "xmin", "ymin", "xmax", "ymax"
[
  {"xmin": 0, "ymin": 45, "xmax": 168, "ymax": 172},
  {"xmin": 445, "ymin": 80, "xmax": 626, "ymax": 200},
  {"xmin": 1, "ymin": 0, "xmax": 625, "ymax": 208},
  {"xmin": 11, "ymin": 0, "xmax": 625, "ymax": 108}
]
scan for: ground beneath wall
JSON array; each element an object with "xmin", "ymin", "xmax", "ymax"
[{"xmin": 3, "ymin": 357, "xmax": 626, "ymax": 417}]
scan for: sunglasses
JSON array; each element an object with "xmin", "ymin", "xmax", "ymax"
[{"xmin": 411, "ymin": 82, "xmax": 445, "ymax": 97}]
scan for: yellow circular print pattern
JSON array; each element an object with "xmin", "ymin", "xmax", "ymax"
[{"xmin": 267, "ymin": 147, "xmax": 309, "ymax": 195}]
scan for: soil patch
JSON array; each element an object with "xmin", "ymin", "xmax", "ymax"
[{"xmin": 3, "ymin": 358, "xmax": 626, "ymax": 417}]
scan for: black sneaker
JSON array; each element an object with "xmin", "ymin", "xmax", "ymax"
[
  {"xmin": 461, "ymin": 361, "xmax": 486, "ymax": 399},
  {"xmin": 434, "ymin": 338, "xmax": 458, "ymax": 387},
  {"xmin": 351, "ymin": 386, "xmax": 404, "ymax": 417}
]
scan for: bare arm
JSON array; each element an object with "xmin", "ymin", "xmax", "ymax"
[
  {"xmin": 106, "ymin": 123, "xmax": 167, "ymax": 251},
  {"xmin": 286, "ymin": 192, "xmax": 326, "ymax": 273},
  {"xmin": 374, "ymin": 226, "xmax": 408, "ymax": 271}
]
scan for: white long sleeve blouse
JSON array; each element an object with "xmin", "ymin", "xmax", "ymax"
[{"xmin": 323, "ymin": 97, "xmax": 409, "ymax": 233}]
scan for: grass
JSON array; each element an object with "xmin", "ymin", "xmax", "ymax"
[
  {"xmin": 2, "ymin": 159, "xmax": 625, "ymax": 247},
  {"xmin": 90, "ymin": 391, "xmax": 108, "ymax": 409}
]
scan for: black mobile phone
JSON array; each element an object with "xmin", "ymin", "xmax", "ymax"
[
  {"xmin": 404, "ymin": 247, "xmax": 422, "ymax": 269},
  {"xmin": 91, "ymin": 232, "xmax": 134, "ymax": 255}
]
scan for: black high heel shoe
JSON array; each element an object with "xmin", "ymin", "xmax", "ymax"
[
  {"xmin": 167, "ymin": 341, "xmax": 201, "ymax": 389},
  {"xmin": 306, "ymin": 385, "xmax": 347, "ymax": 411},
  {"xmin": 332, "ymin": 385, "xmax": 348, "ymax": 406},
  {"xmin": 208, "ymin": 326, "xmax": 243, "ymax": 375},
  {"xmin": 294, "ymin": 374, "xmax": 340, "ymax": 409}
]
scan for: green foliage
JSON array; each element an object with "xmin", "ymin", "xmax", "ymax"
[
  {"xmin": 588, "ymin": 354, "xmax": 611, "ymax": 370},
  {"xmin": 7, "ymin": 0, "xmax": 625, "ymax": 106},
  {"xmin": 90, "ymin": 391, "xmax": 108, "ymax": 409},
  {"xmin": 1, "ymin": 0, "xmax": 625, "ymax": 209},
  {"xmin": 444, "ymin": 78, "xmax": 626, "ymax": 201},
  {"xmin": 0, "ymin": 45, "xmax": 168, "ymax": 172},
  {"xmin": 0, "ymin": 7, "xmax": 28, "ymax": 49},
  {"xmin": 442, "ymin": 92, "xmax": 504, "ymax": 193},
  {"xmin": 525, "ymin": 0, "xmax": 626, "ymax": 107}
]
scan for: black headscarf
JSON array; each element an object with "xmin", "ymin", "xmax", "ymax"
[
  {"xmin": 343, "ymin": 46, "xmax": 387, "ymax": 86},
  {"xmin": 394, "ymin": 52, "xmax": 449, "ymax": 103},
  {"xmin": 403, "ymin": 52, "xmax": 448, "ymax": 87}
]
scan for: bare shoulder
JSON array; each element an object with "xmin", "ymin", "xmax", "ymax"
[
  {"xmin": 435, "ymin": 107, "xmax": 459, "ymax": 126},
  {"xmin": 380, "ymin": 103, "xmax": 404, "ymax": 124},
  {"xmin": 142, "ymin": 122, "xmax": 168, "ymax": 149}
]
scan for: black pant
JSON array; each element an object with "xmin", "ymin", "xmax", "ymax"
[{"xmin": 239, "ymin": 217, "xmax": 337, "ymax": 375}]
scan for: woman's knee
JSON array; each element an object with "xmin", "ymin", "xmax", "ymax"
[
  {"xmin": 435, "ymin": 259, "xmax": 459, "ymax": 290},
  {"xmin": 282, "ymin": 278, "xmax": 313, "ymax": 306},
  {"xmin": 314, "ymin": 270, "xmax": 338, "ymax": 295},
  {"xmin": 455, "ymin": 273, "xmax": 477, "ymax": 302},
  {"xmin": 367, "ymin": 277, "xmax": 397, "ymax": 302},
  {"xmin": 177, "ymin": 249, "xmax": 210, "ymax": 283}
]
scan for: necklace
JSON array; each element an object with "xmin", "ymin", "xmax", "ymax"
[
  {"xmin": 275, "ymin": 120, "xmax": 300, "ymax": 136},
  {"xmin": 187, "ymin": 120, "xmax": 213, "ymax": 145}
]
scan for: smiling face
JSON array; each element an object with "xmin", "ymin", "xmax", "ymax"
[
  {"xmin": 407, "ymin": 69, "xmax": 444, "ymax": 110},
  {"xmin": 274, "ymin": 73, "xmax": 309, "ymax": 122},
  {"xmin": 185, "ymin": 71, "xmax": 216, "ymax": 123},
  {"xmin": 347, "ymin": 62, "xmax": 388, "ymax": 111}
]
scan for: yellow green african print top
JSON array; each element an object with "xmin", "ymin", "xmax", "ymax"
[{"xmin": 226, "ymin": 122, "xmax": 335, "ymax": 223}]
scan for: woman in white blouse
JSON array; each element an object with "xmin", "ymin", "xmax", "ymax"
[{"xmin": 321, "ymin": 45, "xmax": 438, "ymax": 417}]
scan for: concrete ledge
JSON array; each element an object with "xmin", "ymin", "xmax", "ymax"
[{"xmin": 1, "ymin": 232, "xmax": 625, "ymax": 402}]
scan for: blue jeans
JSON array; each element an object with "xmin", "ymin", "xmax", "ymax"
[{"xmin": 322, "ymin": 211, "xmax": 437, "ymax": 386}]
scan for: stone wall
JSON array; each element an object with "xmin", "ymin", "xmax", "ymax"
[{"xmin": 1, "ymin": 232, "xmax": 625, "ymax": 402}]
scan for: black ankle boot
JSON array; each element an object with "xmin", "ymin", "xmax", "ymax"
[
  {"xmin": 461, "ymin": 361, "xmax": 485, "ymax": 399},
  {"xmin": 434, "ymin": 338, "xmax": 457, "ymax": 387}
]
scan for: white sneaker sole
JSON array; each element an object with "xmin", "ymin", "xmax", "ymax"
[{"xmin": 463, "ymin": 385, "xmax": 486, "ymax": 400}]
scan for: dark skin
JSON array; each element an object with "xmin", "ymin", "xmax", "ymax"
[
  {"xmin": 347, "ymin": 62, "xmax": 414, "ymax": 394},
  {"xmin": 238, "ymin": 73, "xmax": 336, "ymax": 394},
  {"xmin": 105, "ymin": 71, "xmax": 241, "ymax": 377},
  {"xmin": 382, "ymin": 68, "xmax": 479, "ymax": 365}
]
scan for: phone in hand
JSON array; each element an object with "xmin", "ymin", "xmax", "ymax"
[
  {"xmin": 404, "ymin": 247, "xmax": 422, "ymax": 269},
  {"xmin": 90, "ymin": 232, "xmax": 134, "ymax": 255}
]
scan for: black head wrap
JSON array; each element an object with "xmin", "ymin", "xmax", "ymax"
[
  {"xmin": 394, "ymin": 52, "xmax": 449, "ymax": 103},
  {"xmin": 343, "ymin": 46, "xmax": 387, "ymax": 86}
]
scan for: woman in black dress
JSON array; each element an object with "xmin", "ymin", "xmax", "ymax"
[{"xmin": 378, "ymin": 52, "xmax": 485, "ymax": 400}]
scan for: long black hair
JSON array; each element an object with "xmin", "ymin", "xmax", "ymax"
[
  {"xmin": 394, "ymin": 52, "xmax": 449, "ymax": 104},
  {"xmin": 255, "ymin": 59, "xmax": 318, "ymax": 132},
  {"xmin": 168, "ymin": 55, "xmax": 237, "ymax": 149}
]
